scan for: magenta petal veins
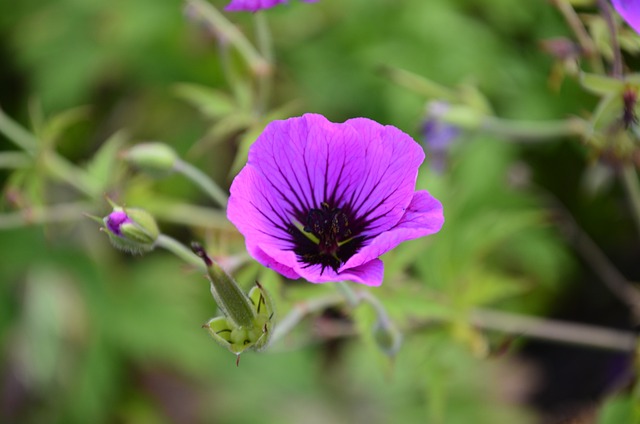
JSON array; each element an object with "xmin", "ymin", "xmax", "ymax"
[{"xmin": 227, "ymin": 113, "xmax": 444, "ymax": 286}]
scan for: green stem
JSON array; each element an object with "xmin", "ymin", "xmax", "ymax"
[
  {"xmin": 44, "ymin": 153, "xmax": 100, "ymax": 198},
  {"xmin": 479, "ymin": 116, "xmax": 588, "ymax": 141},
  {"xmin": 156, "ymin": 234, "xmax": 206, "ymax": 271},
  {"xmin": 186, "ymin": 0, "xmax": 270, "ymax": 75},
  {"xmin": 335, "ymin": 281, "xmax": 359, "ymax": 307},
  {"xmin": 173, "ymin": 158, "xmax": 229, "ymax": 208},
  {"xmin": 0, "ymin": 107, "xmax": 38, "ymax": 156},
  {"xmin": 0, "ymin": 151, "xmax": 31, "ymax": 169},
  {"xmin": 269, "ymin": 293, "xmax": 345, "ymax": 345},
  {"xmin": 147, "ymin": 202, "xmax": 232, "ymax": 229},
  {"xmin": 620, "ymin": 164, "xmax": 640, "ymax": 242},
  {"xmin": 0, "ymin": 202, "xmax": 94, "ymax": 230},
  {"xmin": 469, "ymin": 308, "xmax": 636, "ymax": 351},
  {"xmin": 597, "ymin": 0, "xmax": 623, "ymax": 78},
  {"xmin": 379, "ymin": 66, "xmax": 457, "ymax": 102},
  {"xmin": 253, "ymin": 11, "xmax": 274, "ymax": 115},
  {"xmin": 552, "ymin": 0, "xmax": 604, "ymax": 74}
]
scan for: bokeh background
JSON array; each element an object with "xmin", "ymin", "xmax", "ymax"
[{"xmin": 0, "ymin": 0, "xmax": 638, "ymax": 423}]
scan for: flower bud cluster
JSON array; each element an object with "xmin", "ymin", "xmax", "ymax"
[{"xmin": 193, "ymin": 244, "xmax": 275, "ymax": 359}]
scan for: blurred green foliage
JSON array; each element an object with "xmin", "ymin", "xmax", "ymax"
[{"xmin": 1, "ymin": 0, "xmax": 638, "ymax": 423}]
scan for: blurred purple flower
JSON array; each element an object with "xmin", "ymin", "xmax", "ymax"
[
  {"xmin": 106, "ymin": 210, "xmax": 132, "ymax": 236},
  {"xmin": 612, "ymin": 0, "xmax": 640, "ymax": 34},
  {"xmin": 227, "ymin": 114, "xmax": 444, "ymax": 286},
  {"xmin": 421, "ymin": 102, "xmax": 460, "ymax": 174},
  {"xmin": 225, "ymin": 0, "xmax": 318, "ymax": 12}
]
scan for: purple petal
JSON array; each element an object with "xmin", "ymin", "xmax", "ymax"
[
  {"xmin": 247, "ymin": 243, "xmax": 383, "ymax": 285},
  {"xmin": 106, "ymin": 210, "xmax": 132, "ymax": 236},
  {"xmin": 613, "ymin": 0, "xmax": 640, "ymax": 35},
  {"xmin": 341, "ymin": 191, "xmax": 444, "ymax": 270},
  {"xmin": 225, "ymin": 0, "xmax": 316, "ymax": 12},
  {"xmin": 225, "ymin": 0, "xmax": 287, "ymax": 12}
]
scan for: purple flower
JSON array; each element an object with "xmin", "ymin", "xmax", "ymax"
[
  {"xmin": 225, "ymin": 0, "xmax": 317, "ymax": 13},
  {"xmin": 106, "ymin": 210, "xmax": 132, "ymax": 236},
  {"xmin": 613, "ymin": 0, "xmax": 640, "ymax": 34},
  {"xmin": 227, "ymin": 114, "xmax": 444, "ymax": 286},
  {"xmin": 421, "ymin": 102, "xmax": 460, "ymax": 174}
]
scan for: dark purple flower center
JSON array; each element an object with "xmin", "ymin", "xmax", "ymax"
[{"xmin": 288, "ymin": 202, "xmax": 367, "ymax": 274}]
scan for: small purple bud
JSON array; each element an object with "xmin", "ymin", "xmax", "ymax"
[
  {"xmin": 106, "ymin": 211, "xmax": 132, "ymax": 236},
  {"xmin": 421, "ymin": 101, "xmax": 460, "ymax": 174},
  {"xmin": 100, "ymin": 206, "xmax": 159, "ymax": 254}
]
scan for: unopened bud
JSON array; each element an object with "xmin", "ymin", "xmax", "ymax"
[
  {"xmin": 123, "ymin": 142, "xmax": 178, "ymax": 178},
  {"xmin": 102, "ymin": 206, "xmax": 159, "ymax": 254},
  {"xmin": 373, "ymin": 319, "xmax": 402, "ymax": 358}
]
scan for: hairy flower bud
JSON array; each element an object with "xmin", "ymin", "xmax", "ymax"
[
  {"xmin": 123, "ymin": 142, "xmax": 178, "ymax": 178},
  {"xmin": 193, "ymin": 244, "xmax": 274, "ymax": 360},
  {"xmin": 102, "ymin": 206, "xmax": 159, "ymax": 254}
]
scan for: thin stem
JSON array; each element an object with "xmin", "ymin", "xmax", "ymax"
[
  {"xmin": 270, "ymin": 291, "xmax": 637, "ymax": 352},
  {"xmin": 379, "ymin": 66, "xmax": 457, "ymax": 102},
  {"xmin": 469, "ymin": 308, "xmax": 636, "ymax": 352},
  {"xmin": 185, "ymin": 0, "xmax": 270, "ymax": 76},
  {"xmin": 0, "ymin": 202, "xmax": 94, "ymax": 229},
  {"xmin": 0, "ymin": 151, "xmax": 31, "ymax": 169},
  {"xmin": 479, "ymin": 116, "xmax": 588, "ymax": 141},
  {"xmin": 551, "ymin": 0, "xmax": 604, "ymax": 74},
  {"xmin": 357, "ymin": 290, "xmax": 392, "ymax": 327},
  {"xmin": 253, "ymin": 12, "xmax": 274, "ymax": 115},
  {"xmin": 0, "ymin": 107, "xmax": 38, "ymax": 156},
  {"xmin": 335, "ymin": 281, "xmax": 359, "ymax": 307},
  {"xmin": 269, "ymin": 293, "xmax": 345, "ymax": 345},
  {"xmin": 620, "ymin": 164, "xmax": 640, "ymax": 243},
  {"xmin": 156, "ymin": 234, "xmax": 206, "ymax": 271},
  {"xmin": 173, "ymin": 158, "xmax": 228, "ymax": 208},
  {"xmin": 597, "ymin": 0, "xmax": 623, "ymax": 78},
  {"xmin": 541, "ymin": 187, "xmax": 640, "ymax": 322},
  {"xmin": 146, "ymin": 202, "xmax": 232, "ymax": 229}
]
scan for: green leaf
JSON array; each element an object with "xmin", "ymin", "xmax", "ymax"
[
  {"xmin": 580, "ymin": 73, "xmax": 625, "ymax": 96},
  {"xmin": 459, "ymin": 267, "xmax": 529, "ymax": 307},
  {"xmin": 85, "ymin": 131, "xmax": 128, "ymax": 192},
  {"xmin": 173, "ymin": 83, "xmax": 236, "ymax": 119},
  {"xmin": 41, "ymin": 106, "xmax": 91, "ymax": 148}
]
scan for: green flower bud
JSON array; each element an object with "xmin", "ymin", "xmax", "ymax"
[
  {"xmin": 194, "ymin": 244, "xmax": 275, "ymax": 360},
  {"xmin": 373, "ymin": 318, "xmax": 402, "ymax": 358},
  {"xmin": 102, "ymin": 206, "xmax": 159, "ymax": 254},
  {"xmin": 123, "ymin": 142, "xmax": 178, "ymax": 178}
]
